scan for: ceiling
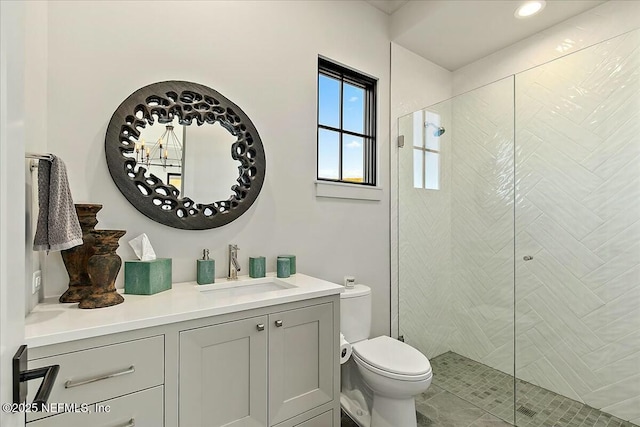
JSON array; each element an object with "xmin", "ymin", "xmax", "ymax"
[{"xmin": 368, "ymin": 0, "xmax": 606, "ymax": 71}]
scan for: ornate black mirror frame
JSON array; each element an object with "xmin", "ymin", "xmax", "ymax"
[{"xmin": 105, "ymin": 81, "xmax": 266, "ymax": 230}]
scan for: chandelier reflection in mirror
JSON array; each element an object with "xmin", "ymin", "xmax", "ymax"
[{"xmin": 135, "ymin": 123, "xmax": 184, "ymax": 171}]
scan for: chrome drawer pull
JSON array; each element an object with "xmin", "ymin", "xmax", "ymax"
[
  {"xmin": 116, "ymin": 419, "xmax": 135, "ymax": 427},
  {"xmin": 64, "ymin": 365, "xmax": 135, "ymax": 389},
  {"xmin": 275, "ymin": 320, "xmax": 283, "ymax": 327}
]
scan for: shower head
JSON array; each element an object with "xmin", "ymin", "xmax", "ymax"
[{"xmin": 425, "ymin": 121, "xmax": 445, "ymax": 137}]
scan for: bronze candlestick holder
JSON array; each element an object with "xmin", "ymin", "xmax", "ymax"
[
  {"xmin": 78, "ymin": 229, "xmax": 126, "ymax": 309},
  {"xmin": 60, "ymin": 203, "xmax": 126, "ymax": 309},
  {"xmin": 59, "ymin": 204, "xmax": 102, "ymax": 303}
]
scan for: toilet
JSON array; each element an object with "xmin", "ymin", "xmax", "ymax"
[{"xmin": 340, "ymin": 284, "xmax": 432, "ymax": 427}]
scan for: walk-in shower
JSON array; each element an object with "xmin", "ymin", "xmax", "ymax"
[{"xmin": 398, "ymin": 29, "xmax": 639, "ymax": 427}]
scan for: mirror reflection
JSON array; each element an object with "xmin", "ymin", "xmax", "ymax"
[{"xmin": 124, "ymin": 118, "xmax": 241, "ymax": 203}]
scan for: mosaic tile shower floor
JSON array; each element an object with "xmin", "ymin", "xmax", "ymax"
[{"xmin": 341, "ymin": 352, "xmax": 638, "ymax": 427}]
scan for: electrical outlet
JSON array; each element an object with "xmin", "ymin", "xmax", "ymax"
[{"xmin": 32, "ymin": 270, "xmax": 42, "ymax": 295}]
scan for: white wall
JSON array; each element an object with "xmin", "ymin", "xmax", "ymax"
[
  {"xmin": 24, "ymin": 0, "xmax": 48, "ymax": 314},
  {"xmin": 43, "ymin": 0, "xmax": 392, "ymax": 336},
  {"xmin": 390, "ymin": 43, "xmax": 452, "ymax": 338}
]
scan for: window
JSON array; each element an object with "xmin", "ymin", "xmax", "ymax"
[
  {"xmin": 317, "ymin": 57, "xmax": 377, "ymax": 186},
  {"xmin": 413, "ymin": 110, "xmax": 441, "ymax": 190}
]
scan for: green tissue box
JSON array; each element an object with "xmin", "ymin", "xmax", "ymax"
[{"xmin": 125, "ymin": 258, "xmax": 172, "ymax": 295}]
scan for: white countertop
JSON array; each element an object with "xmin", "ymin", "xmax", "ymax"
[{"xmin": 25, "ymin": 273, "xmax": 343, "ymax": 348}]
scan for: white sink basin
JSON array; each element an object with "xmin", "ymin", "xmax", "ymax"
[{"xmin": 196, "ymin": 277, "xmax": 296, "ymax": 297}]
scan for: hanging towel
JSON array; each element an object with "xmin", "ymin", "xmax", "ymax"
[{"xmin": 33, "ymin": 155, "xmax": 83, "ymax": 252}]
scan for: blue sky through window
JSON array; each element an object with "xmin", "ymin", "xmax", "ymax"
[
  {"xmin": 343, "ymin": 84, "xmax": 364, "ymax": 134},
  {"xmin": 318, "ymin": 75, "xmax": 339, "ymax": 128},
  {"xmin": 318, "ymin": 74, "xmax": 366, "ymax": 182},
  {"xmin": 318, "ymin": 129, "xmax": 339, "ymax": 180}
]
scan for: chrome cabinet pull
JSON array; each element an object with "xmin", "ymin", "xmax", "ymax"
[
  {"xmin": 64, "ymin": 365, "xmax": 135, "ymax": 389},
  {"xmin": 275, "ymin": 320, "xmax": 283, "ymax": 327},
  {"xmin": 257, "ymin": 324, "xmax": 265, "ymax": 331},
  {"xmin": 116, "ymin": 419, "xmax": 135, "ymax": 427},
  {"xmin": 523, "ymin": 255, "xmax": 534, "ymax": 261}
]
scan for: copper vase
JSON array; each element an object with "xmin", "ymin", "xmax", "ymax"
[
  {"xmin": 78, "ymin": 229, "xmax": 126, "ymax": 309},
  {"xmin": 59, "ymin": 204, "xmax": 102, "ymax": 303}
]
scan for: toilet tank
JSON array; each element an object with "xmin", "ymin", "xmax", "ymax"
[{"xmin": 340, "ymin": 284, "xmax": 371, "ymax": 343}]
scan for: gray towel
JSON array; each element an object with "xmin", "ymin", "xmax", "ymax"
[{"xmin": 33, "ymin": 155, "xmax": 83, "ymax": 252}]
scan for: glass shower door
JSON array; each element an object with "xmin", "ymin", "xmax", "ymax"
[
  {"xmin": 398, "ymin": 97, "xmax": 454, "ymax": 361},
  {"xmin": 514, "ymin": 29, "xmax": 640, "ymax": 426},
  {"xmin": 398, "ymin": 76, "xmax": 516, "ymax": 424}
]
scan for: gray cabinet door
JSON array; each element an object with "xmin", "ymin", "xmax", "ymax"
[
  {"xmin": 269, "ymin": 304, "xmax": 334, "ymax": 425},
  {"xmin": 179, "ymin": 316, "xmax": 268, "ymax": 427}
]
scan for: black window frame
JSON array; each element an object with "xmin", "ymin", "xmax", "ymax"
[{"xmin": 317, "ymin": 57, "xmax": 377, "ymax": 186}]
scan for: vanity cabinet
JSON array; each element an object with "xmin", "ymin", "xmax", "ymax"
[
  {"xmin": 178, "ymin": 303, "xmax": 334, "ymax": 427},
  {"xmin": 25, "ymin": 280, "xmax": 341, "ymax": 427}
]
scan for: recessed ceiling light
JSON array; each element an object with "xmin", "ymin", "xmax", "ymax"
[{"xmin": 515, "ymin": 1, "xmax": 546, "ymax": 19}]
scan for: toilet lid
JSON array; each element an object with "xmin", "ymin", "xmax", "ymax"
[{"xmin": 352, "ymin": 336, "xmax": 431, "ymax": 376}]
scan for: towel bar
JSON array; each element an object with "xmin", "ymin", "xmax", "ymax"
[{"xmin": 25, "ymin": 153, "xmax": 53, "ymax": 172}]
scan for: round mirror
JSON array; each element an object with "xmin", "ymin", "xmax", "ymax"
[{"xmin": 105, "ymin": 81, "xmax": 266, "ymax": 230}]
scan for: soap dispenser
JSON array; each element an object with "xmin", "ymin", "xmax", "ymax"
[{"xmin": 197, "ymin": 249, "xmax": 215, "ymax": 285}]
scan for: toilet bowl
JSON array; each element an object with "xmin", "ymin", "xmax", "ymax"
[
  {"xmin": 340, "ymin": 285, "xmax": 432, "ymax": 427},
  {"xmin": 353, "ymin": 336, "xmax": 432, "ymax": 397},
  {"xmin": 351, "ymin": 336, "xmax": 432, "ymax": 427}
]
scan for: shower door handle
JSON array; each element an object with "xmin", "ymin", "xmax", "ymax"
[{"xmin": 523, "ymin": 255, "xmax": 534, "ymax": 261}]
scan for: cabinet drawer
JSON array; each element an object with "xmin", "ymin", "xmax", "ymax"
[
  {"xmin": 28, "ymin": 385, "xmax": 163, "ymax": 427},
  {"xmin": 27, "ymin": 335, "xmax": 164, "ymax": 422},
  {"xmin": 295, "ymin": 410, "xmax": 333, "ymax": 427}
]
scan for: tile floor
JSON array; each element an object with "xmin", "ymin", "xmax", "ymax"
[
  {"xmin": 340, "ymin": 384, "xmax": 511, "ymax": 427},
  {"xmin": 340, "ymin": 351, "xmax": 638, "ymax": 427}
]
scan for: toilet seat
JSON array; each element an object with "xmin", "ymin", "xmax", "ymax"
[
  {"xmin": 352, "ymin": 336, "xmax": 432, "ymax": 381},
  {"xmin": 353, "ymin": 353, "xmax": 432, "ymax": 382}
]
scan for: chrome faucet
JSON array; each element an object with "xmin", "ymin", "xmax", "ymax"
[{"xmin": 228, "ymin": 244, "xmax": 241, "ymax": 280}]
